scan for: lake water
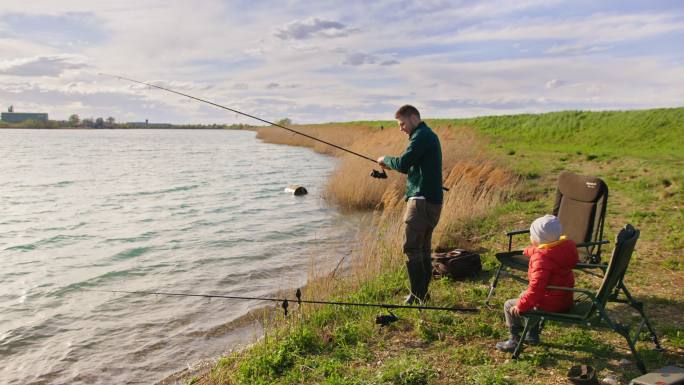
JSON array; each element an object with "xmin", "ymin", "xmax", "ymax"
[{"xmin": 0, "ymin": 129, "xmax": 358, "ymax": 385}]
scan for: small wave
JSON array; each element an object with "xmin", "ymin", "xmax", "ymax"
[
  {"xmin": 0, "ymin": 218, "xmax": 31, "ymax": 225},
  {"xmin": 187, "ymin": 307, "xmax": 265, "ymax": 338},
  {"xmin": 4, "ymin": 235, "xmax": 93, "ymax": 252},
  {"xmin": 110, "ymin": 246, "xmax": 152, "ymax": 261},
  {"xmin": 171, "ymin": 208, "xmax": 200, "ymax": 217},
  {"xmin": 203, "ymin": 238, "xmax": 255, "ymax": 248},
  {"xmin": 204, "ymin": 206, "xmax": 238, "ymax": 215},
  {"xmin": 3, "ymin": 270, "xmax": 31, "ymax": 278},
  {"xmin": 50, "ymin": 268, "xmax": 149, "ymax": 297},
  {"xmin": 53, "ymin": 181, "xmax": 75, "ymax": 187},
  {"xmin": 5, "ymin": 243, "xmax": 37, "ymax": 251},
  {"xmin": 0, "ymin": 317, "xmax": 58, "ymax": 355},
  {"xmin": 15, "ymin": 180, "xmax": 75, "ymax": 189},
  {"xmin": 104, "ymin": 231, "xmax": 158, "ymax": 244},
  {"xmin": 117, "ymin": 184, "xmax": 199, "ymax": 197},
  {"xmin": 34, "ymin": 222, "xmax": 87, "ymax": 232},
  {"xmin": 216, "ymin": 262, "xmax": 306, "ymax": 286}
]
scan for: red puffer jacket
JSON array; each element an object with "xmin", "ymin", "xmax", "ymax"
[{"xmin": 517, "ymin": 239, "xmax": 579, "ymax": 313}]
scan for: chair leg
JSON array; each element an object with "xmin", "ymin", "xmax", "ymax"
[
  {"xmin": 621, "ymin": 285, "xmax": 663, "ymax": 351},
  {"xmin": 513, "ymin": 317, "xmax": 537, "ymax": 359},
  {"xmin": 642, "ymin": 315, "xmax": 663, "ymax": 351},
  {"xmin": 619, "ymin": 325, "xmax": 647, "ymax": 374},
  {"xmin": 485, "ymin": 264, "xmax": 504, "ymax": 305},
  {"xmin": 538, "ymin": 317, "xmax": 546, "ymax": 334},
  {"xmin": 598, "ymin": 307, "xmax": 647, "ymax": 374}
]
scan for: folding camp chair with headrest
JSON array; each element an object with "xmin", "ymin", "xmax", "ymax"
[
  {"xmin": 485, "ymin": 171, "xmax": 609, "ymax": 304},
  {"xmin": 511, "ymin": 224, "xmax": 662, "ymax": 374}
]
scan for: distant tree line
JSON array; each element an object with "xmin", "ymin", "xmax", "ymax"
[{"xmin": 0, "ymin": 113, "xmax": 254, "ymax": 130}]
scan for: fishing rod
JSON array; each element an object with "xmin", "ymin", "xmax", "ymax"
[
  {"xmin": 83, "ymin": 288, "xmax": 477, "ymax": 326},
  {"xmin": 100, "ymin": 73, "xmax": 449, "ymax": 191}
]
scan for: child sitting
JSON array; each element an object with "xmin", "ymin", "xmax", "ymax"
[{"xmin": 495, "ymin": 214, "xmax": 579, "ymax": 352}]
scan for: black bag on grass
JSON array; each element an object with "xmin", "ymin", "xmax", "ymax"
[
  {"xmin": 567, "ymin": 365, "xmax": 599, "ymax": 385},
  {"xmin": 431, "ymin": 249, "xmax": 482, "ymax": 280}
]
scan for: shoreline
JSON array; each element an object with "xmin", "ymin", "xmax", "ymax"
[
  {"xmin": 154, "ymin": 307, "xmax": 267, "ymax": 385},
  {"xmin": 162, "ymin": 111, "xmax": 683, "ymax": 384},
  {"xmin": 0, "ymin": 126, "xmax": 247, "ymax": 130},
  {"xmin": 151, "ymin": 121, "xmax": 517, "ymax": 384},
  {"xmin": 153, "ymin": 131, "xmax": 366, "ymax": 385},
  {"xmin": 154, "ymin": 232, "xmax": 366, "ymax": 385}
]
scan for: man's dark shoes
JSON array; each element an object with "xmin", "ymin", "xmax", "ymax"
[
  {"xmin": 404, "ymin": 293, "xmax": 430, "ymax": 305},
  {"xmin": 404, "ymin": 294, "xmax": 419, "ymax": 305},
  {"xmin": 495, "ymin": 337, "xmax": 520, "ymax": 352}
]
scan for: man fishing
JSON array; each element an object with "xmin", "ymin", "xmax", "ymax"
[{"xmin": 377, "ymin": 105, "xmax": 443, "ymax": 304}]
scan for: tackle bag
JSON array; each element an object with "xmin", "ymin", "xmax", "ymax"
[
  {"xmin": 431, "ymin": 249, "xmax": 482, "ymax": 280},
  {"xmin": 567, "ymin": 365, "xmax": 599, "ymax": 385}
]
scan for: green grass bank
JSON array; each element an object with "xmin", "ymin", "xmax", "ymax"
[{"xmin": 178, "ymin": 107, "xmax": 683, "ymax": 385}]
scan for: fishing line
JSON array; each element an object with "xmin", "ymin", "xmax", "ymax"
[{"xmin": 100, "ymin": 73, "xmax": 449, "ymax": 191}]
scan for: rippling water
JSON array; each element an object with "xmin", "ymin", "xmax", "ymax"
[{"xmin": 0, "ymin": 129, "xmax": 358, "ymax": 385}]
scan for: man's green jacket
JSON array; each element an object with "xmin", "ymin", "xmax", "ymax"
[{"xmin": 383, "ymin": 121, "xmax": 443, "ymax": 204}]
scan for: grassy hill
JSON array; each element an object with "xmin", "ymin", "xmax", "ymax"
[
  {"xmin": 343, "ymin": 107, "xmax": 684, "ymax": 158},
  {"xmin": 178, "ymin": 107, "xmax": 683, "ymax": 385}
]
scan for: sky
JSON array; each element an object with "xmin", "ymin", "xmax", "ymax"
[{"xmin": 0, "ymin": 0, "xmax": 683, "ymax": 124}]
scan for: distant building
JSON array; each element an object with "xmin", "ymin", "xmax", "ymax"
[
  {"xmin": 127, "ymin": 120, "xmax": 173, "ymax": 128},
  {"xmin": 1, "ymin": 106, "xmax": 48, "ymax": 123}
]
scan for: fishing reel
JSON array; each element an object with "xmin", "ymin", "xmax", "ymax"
[
  {"xmin": 375, "ymin": 310, "xmax": 399, "ymax": 327},
  {"xmin": 370, "ymin": 169, "xmax": 387, "ymax": 179}
]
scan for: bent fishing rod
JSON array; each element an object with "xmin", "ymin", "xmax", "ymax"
[
  {"xmin": 83, "ymin": 288, "xmax": 477, "ymax": 325},
  {"xmin": 100, "ymin": 73, "xmax": 449, "ymax": 192}
]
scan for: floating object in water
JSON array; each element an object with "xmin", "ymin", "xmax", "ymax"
[{"xmin": 284, "ymin": 185, "xmax": 308, "ymax": 196}]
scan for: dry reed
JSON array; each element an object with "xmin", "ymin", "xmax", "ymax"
[{"xmin": 256, "ymin": 122, "xmax": 519, "ymax": 303}]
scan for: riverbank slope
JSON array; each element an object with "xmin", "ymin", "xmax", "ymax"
[{"xmin": 180, "ymin": 107, "xmax": 684, "ymax": 385}]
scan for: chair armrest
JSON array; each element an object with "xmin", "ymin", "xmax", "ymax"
[
  {"xmin": 546, "ymin": 285, "xmax": 595, "ymax": 297},
  {"xmin": 576, "ymin": 239, "xmax": 609, "ymax": 248},
  {"xmin": 575, "ymin": 262, "xmax": 607, "ymax": 270},
  {"xmin": 506, "ymin": 229, "xmax": 530, "ymax": 252},
  {"xmin": 506, "ymin": 229, "xmax": 530, "ymax": 237}
]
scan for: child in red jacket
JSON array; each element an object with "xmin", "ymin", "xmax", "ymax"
[{"xmin": 495, "ymin": 214, "xmax": 579, "ymax": 352}]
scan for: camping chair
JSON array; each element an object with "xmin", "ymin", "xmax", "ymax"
[
  {"xmin": 511, "ymin": 224, "xmax": 662, "ymax": 374},
  {"xmin": 486, "ymin": 171, "xmax": 609, "ymax": 305}
]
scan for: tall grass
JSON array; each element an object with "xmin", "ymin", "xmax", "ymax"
[
  {"xmin": 196, "ymin": 108, "xmax": 682, "ymax": 384},
  {"xmin": 256, "ymin": 123, "xmax": 515, "ymax": 210},
  {"xmin": 257, "ymin": 122, "xmax": 518, "ymax": 296}
]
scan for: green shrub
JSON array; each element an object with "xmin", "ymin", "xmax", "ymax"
[
  {"xmin": 377, "ymin": 357, "xmax": 437, "ymax": 385},
  {"xmin": 453, "ymin": 345, "xmax": 492, "ymax": 366},
  {"xmin": 237, "ymin": 326, "xmax": 323, "ymax": 381},
  {"xmin": 467, "ymin": 365, "xmax": 514, "ymax": 385}
]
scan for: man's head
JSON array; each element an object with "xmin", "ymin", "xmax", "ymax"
[{"xmin": 395, "ymin": 105, "xmax": 421, "ymax": 135}]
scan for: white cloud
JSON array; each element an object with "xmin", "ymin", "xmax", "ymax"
[
  {"xmin": 447, "ymin": 13, "xmax": 684, "ymax": 44},
  {"xmin": 545, "ymin": 43, "xmax": 611, "ymax": 55},
  {"xmin": 275, "ymin": 18, "xmax": 357, "ymax": 40},
  {"xmin": 545, "ymin": 79, "xmax": 565, "ymax": 89},
  {"xmin": 343, "ymin": 52, "xmax": 377, "ymax": 66},
  {"xmin": 0, "ymin": 55, "xmax": 88, "ymax": 77},
  {"xmin": 0, "ymin": 1, "xmax": 682, "ymax": 123}
]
